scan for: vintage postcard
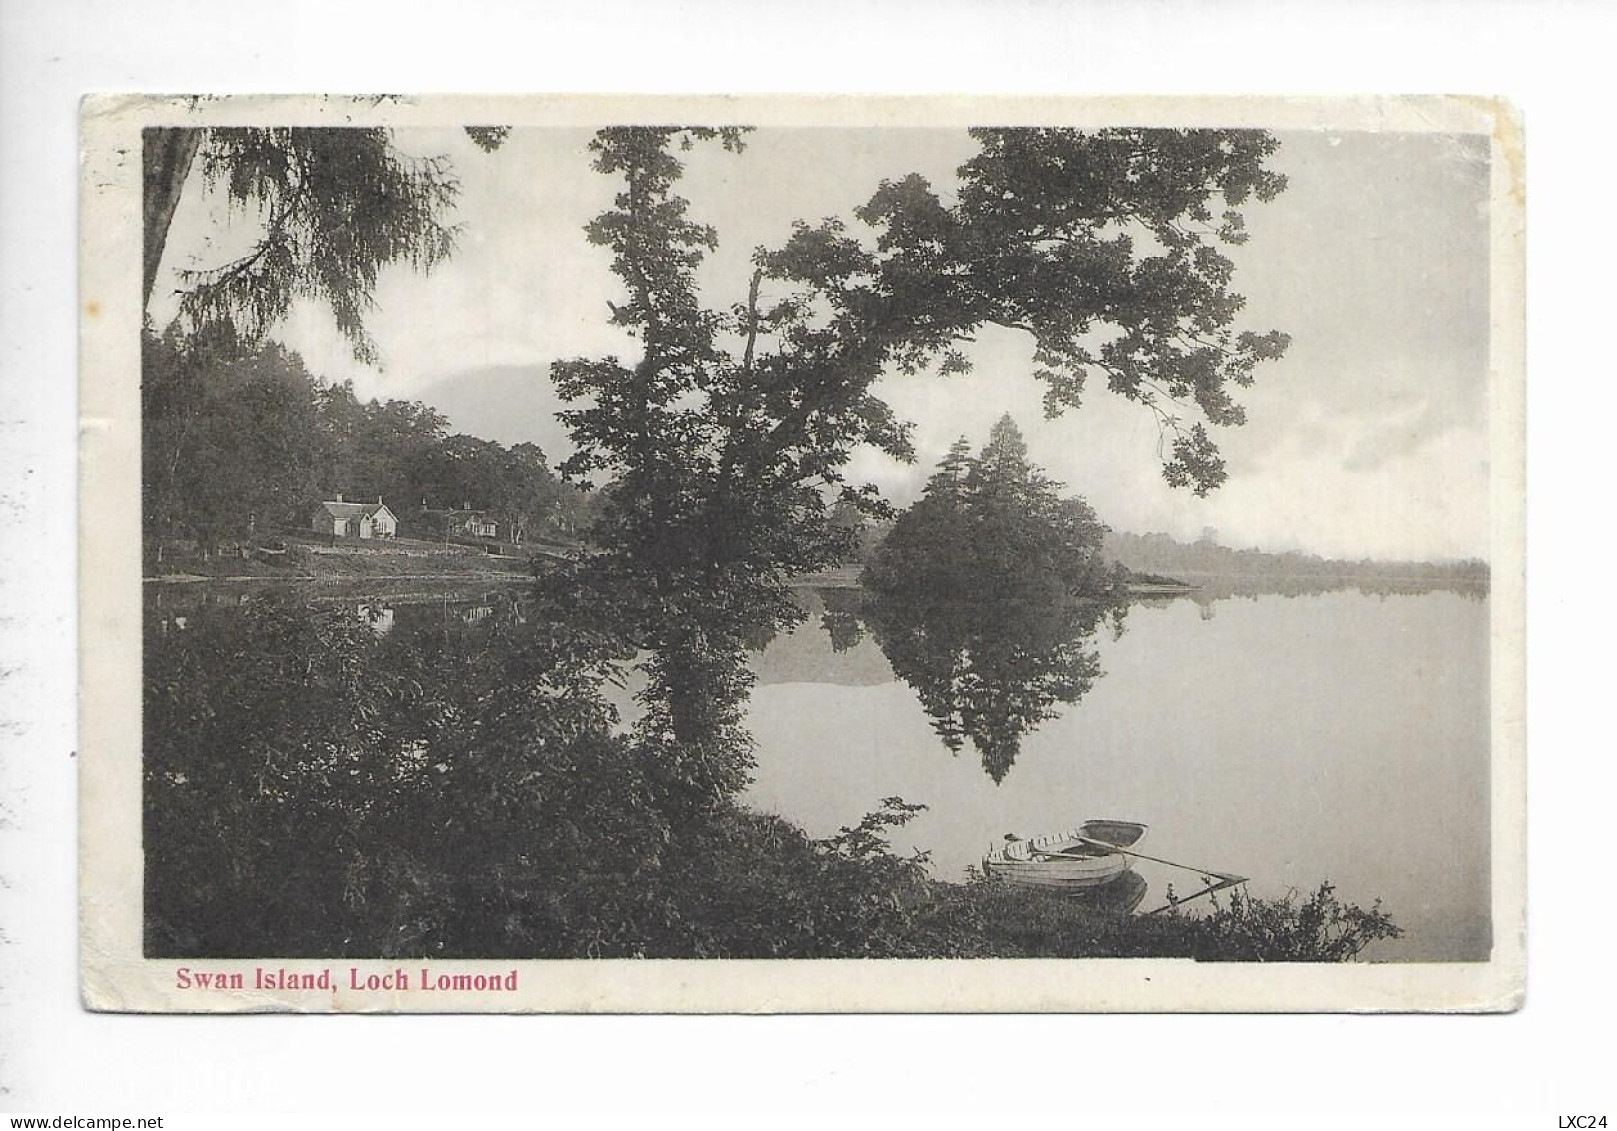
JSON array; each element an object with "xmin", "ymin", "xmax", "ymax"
[{"xmin": 79, "ymin": 93, "xmax": 1523, "ymax": 1012}]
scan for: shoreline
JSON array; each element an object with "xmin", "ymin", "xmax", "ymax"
[{"xmin": 145, "ymin": 571, "xmax": 534, "ymax": 584}]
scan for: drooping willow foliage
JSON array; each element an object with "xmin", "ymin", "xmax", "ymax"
[
  {"xmin": 144, "ymin": 123, "xmax": 508, "ymax": 363},
  {"xmin": 176, "ymin": 128, "xmax": 460, "ymax": 364}
]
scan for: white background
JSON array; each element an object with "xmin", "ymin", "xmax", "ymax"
[{"xmin": 1, "ymin": 0, "xmax": 1611, "ymax": 1118}]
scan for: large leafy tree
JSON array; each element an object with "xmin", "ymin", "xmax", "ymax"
[
  {"xmin": 946, "ymin": 129, "xmax": 1291, "ymax": 492},
  {"xmin": 759, "ymin": 128, "xmax": 1292, "ymax": 497},
  {"xmin": 550, "ymin": 126, "xmax": 1288, "ymax": 799},
  {"xmin": 142, "ymin": 327, "xmax": 327, "ymax": 554},
  {"xmin": 318, "ymin": 387, "xmax": 452, "ymax": 507},
  {"xmin": 405, "ymin": 434, "xmax": 566, "ymax": 544}
]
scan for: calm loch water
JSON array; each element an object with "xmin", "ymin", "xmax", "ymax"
[
  {"xmin": 147, "ymin": 580, "xmax": 1490, "ymax": 961},
  {"xmin": 743, "ymin": 589, "xmax": 1492, "ymax": 962}
]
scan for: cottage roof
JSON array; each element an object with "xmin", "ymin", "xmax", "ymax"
[{"xmin": 316, "ymin": 500, "xmax": 393, "ymax": 520}]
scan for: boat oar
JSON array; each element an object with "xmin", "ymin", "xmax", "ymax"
[
  {"xmin": 1043, "ymin": 833, "xmax": 1238, "ymax": 879},
  {"xmin": 1042, "ymin": 834, "xmax": 1249, "ymax": 910},
  {"xmin": 1143, "ymin": 873, "xmax": 1249, "ymax": 916}
]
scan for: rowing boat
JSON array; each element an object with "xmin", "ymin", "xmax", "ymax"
[{"xmin": 981, "ymin": 820, "xmax": 1148, "ymax": 892}]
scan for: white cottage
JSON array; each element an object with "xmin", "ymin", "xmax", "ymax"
[{"xmin": 311, "ymin": 495, "xmax": 398, "ymax": 539}]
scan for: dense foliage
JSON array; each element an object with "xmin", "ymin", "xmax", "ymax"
[
  {"xmin": 141, "ymin": 327, "xmax": 595, "ymax": 556},
  {"xmin": 860, "ymin": 416, "xmax": 1130, "ymax": 781},
  {"xmin": 867, "ymin": 416, "xmax": 1126, "ymax": 606},
  {"xmin": 1184, "ymin": 881, "xmax": 1402, "ymax": 962}
]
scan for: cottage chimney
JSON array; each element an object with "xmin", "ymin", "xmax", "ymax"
[
  {"xmin": 377, "ymin": 495, "xmax": 383, "ymax": 505},
  {"xmin": 462, "ymin": 500, "xmax": 470, "ymax": 512},
  {"xmin": 336, "ymin": 493, "xmax": 344, "ymax": 503}
]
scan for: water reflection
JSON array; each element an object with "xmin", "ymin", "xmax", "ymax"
[
  {"xmin": 742, "ymin": 586, "xmax": 1492, "ymax": 960},
  {"xmin": 142, "ymin": 575, "xmax": 1490, "ymax": 959},
  {"xmin": 812, "ymin": 584, "xmax": 1127, "ymax": 784}
]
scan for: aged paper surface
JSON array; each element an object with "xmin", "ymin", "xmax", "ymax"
[{"xmin": 80, "ymin": 93, "xmax": 1524, "ymax": 1012}]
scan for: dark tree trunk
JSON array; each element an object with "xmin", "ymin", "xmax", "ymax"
[{"xmin": 143, "ymin": 127, "xmax": 203, "ymax": 308}]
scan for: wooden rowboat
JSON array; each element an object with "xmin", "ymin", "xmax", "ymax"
[{"xmin": 981, "ymin": 820, "xmax": 1149, "ymax": 892}]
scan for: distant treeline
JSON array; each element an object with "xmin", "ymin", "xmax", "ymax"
[
  {"xmin": 142, "ymin": 327, "xmax": 601, "ymax": 555},
  {"xmin": 1102, "ymin": 529, "xmax": 1490, "ymax": 588}
]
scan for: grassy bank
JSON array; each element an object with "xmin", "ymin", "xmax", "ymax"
[{"xmin": 145, "ymin": 533, "xmax": 554, "ymax": 582}]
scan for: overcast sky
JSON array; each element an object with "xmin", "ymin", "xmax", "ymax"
[{"xmin": 153, "ymin": 125, "xmax": 1492, "ymax": 561}]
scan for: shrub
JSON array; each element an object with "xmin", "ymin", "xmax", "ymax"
[{"xmin": 1180, "ymin": 881, "xmax": 1403, "ymax": 961}]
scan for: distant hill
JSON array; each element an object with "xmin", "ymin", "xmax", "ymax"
[
  {"xmin": 415, "ymin": 364, "xmax": 576, "ymax": 457},
  {"xmin": 1102, "ymin": 529, "xmax": 1489, "ymax": 587}
]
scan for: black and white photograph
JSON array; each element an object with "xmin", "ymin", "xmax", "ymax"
[{"xmin": 77, "ymin": 94, "xmax": 1523, "ymax": 1012}]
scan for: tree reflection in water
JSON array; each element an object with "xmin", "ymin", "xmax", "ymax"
[
  {"xmin": 837, "ymin": 584, "xmax": 1127, "ymax": 783},
  {"xmin": 837, "ymin": 416, "xmax": 1132, "ymax": 783}
]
